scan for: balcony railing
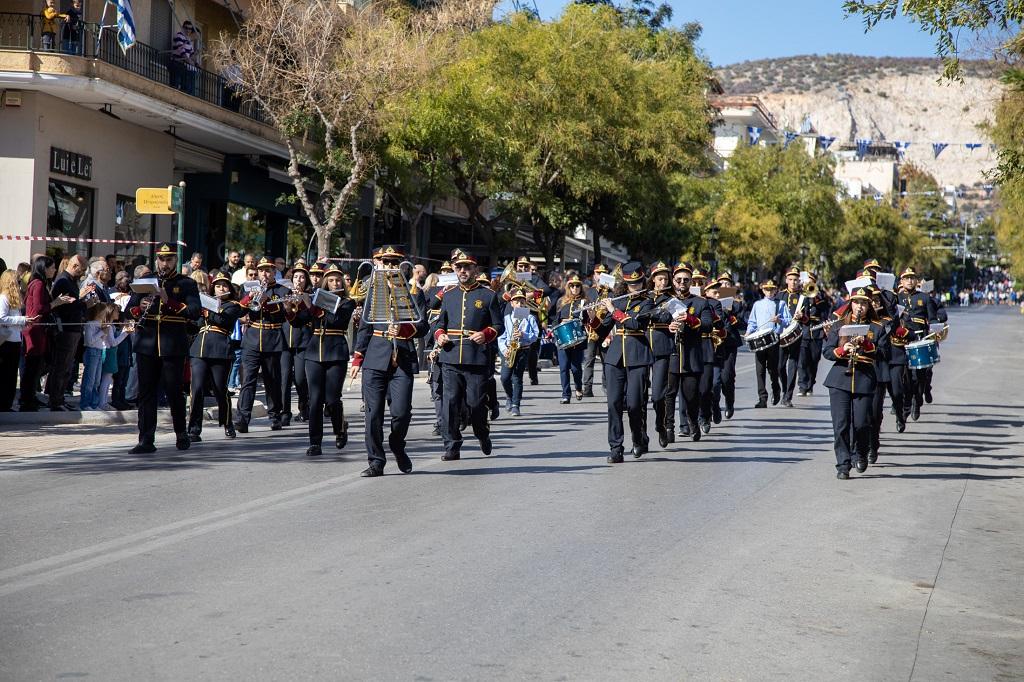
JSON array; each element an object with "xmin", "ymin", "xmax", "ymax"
[{"xmin": 0, "ymin": 12, "xmax": 269, "ymax": 125}]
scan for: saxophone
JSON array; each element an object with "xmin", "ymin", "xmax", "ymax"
[{"xmin": 505, "ymin": 318, "xmax": 522, "ymax": 366}]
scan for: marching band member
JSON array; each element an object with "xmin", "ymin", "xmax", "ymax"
[
  {"xmin": 498, "ymin": 288, "xmax": 540, "ymax": 416},
  {"xmin": 480, "ymin": 271, "xmax": 502, "ymax": 421},
  {"xmin": 187, "ymin": 270, "xmax": 246, "ymax": 442},
  {"xmin": 308, "ymin": 261, "xmax": 326, "ymax": 289},
  {"xmin": 551, "ymin": 273, "xmax": 589, "ymax": 404},
  {"xmin": 305, "ymin": 264, "xmax": 357, "ymax": 458},
  {"xmin": 514, "ymin": 256, "xmax": 544, "ymax": 386},
  {"xmin": 746, "ymin": 280, "xmax": 790, "ymax": 408},
  {"xmin": 126, "ymin": 242, "xmax": 201, "ymax": 453},
  {"xmin": 797, "ymin": 271, "xmax": 831, "ymax": 396},
  {"xmin": 922, "ymin": 277, "xmax": 948, "ymax": 404},
  {"xmin": 896, "ymin": 267, "xmax": 937, "ymax": 422},
  {"xmin": 712, "ymin": 272, "xmax": 744, "ymax": 419},
  {"xmin": 281, "ymin": 261, "xmax": 312, "ymax": 425},
  {"xmin": 646, "ymin": 262, "xmax": 676, "ymax": 447},
  {"xmin": 694, "ymin": 269, "xmax": 724, "ymax": 431},
  {"xmin": 592, "ymin": 262, "xmax": 653, "ymax": 462},
  {"xmin": 350, "ymin": 246, "xmax": 429, "ymax": 476},
  {"xmin": 424, "ymin": 260, "xmax": 453, "ymax": 435},
  {"xmin": 776, "ymin": 266, "xmax": 809, "ymax": 407},
  {"xmin": 862, "ymin": 259, "xmax": 899, "ymax": 317},
  {"xmin": 234, "ymin": 257, "xmax": 292, "ymax": 434},
  {"xmin": 867, "ymin": 283, "xmax": 898, "ymax": 463},
  {"xmin": 663, "ymin": 262, "xmax": 713, "ymax": 442},
  {"xmin": 823, "ymin": 286, "xmax": 887, "ymax": 479},
  {"xmin": 582, "ymin": 263, "xmax": 609, "ymax": 397},
  {"xmin": 432, "ymin": 249, "xmax": 504, "ymax": 460}
]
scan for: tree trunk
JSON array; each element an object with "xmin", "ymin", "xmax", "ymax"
[
  {"xmin": 316, "ymin": 227, "xmax": 331, "ymax": 262},
  {"xmin": 591, "ymin": 222, "xmax": 603, "ymax": 266}
]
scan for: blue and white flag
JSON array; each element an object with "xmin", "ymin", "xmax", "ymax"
[
  {"xmin": 855, "ymin": 138, "xmax": 872, "ymax": 159},
  {"xmin": 113, "ymin": 0, "xmax": 136, "ymax": 53},
  {"xmin": 932, "ymin": 142, "xmax": 949, "ymax": 159},
  {"xmin": 817, "ymin": 135, "xmax": 835, "ymax": 151},
  {"xmin": 965, "ymin": 143, "xmax": 983, "ymax": 153},
  {"xmin": 893, "ymin": 141, "xmax": 910, "ymax": 159},
  {"xmin": 983, "ymin": 184, "xmax": 994, "ymax": 198},
  {"xmin": 747, "ymin": 126, "xmax": 762, "ymax": 146},
  {"xmin": 783, "ymin": 131, "xmax": 800, "ymax": 148}
]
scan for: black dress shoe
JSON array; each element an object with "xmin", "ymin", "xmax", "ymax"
[
  {"xmin": 490, "ymin": 404, "xmax": 500, "ymax": 421},
  {"xmin": 855, "ymin": 456, "xmax": 868, "ymax": 473},
  {"xmin": 896, "ymin": 419, "xmax": 906, "ymax": 433},
  {"xmin": 188, "ymin": 433, "xmax": 202, "ymax": 443},
  {"xmin": 667, "ymin": 430, "xmax": 675, "ymax": 444},
  {"xmin": 270, "ymin": 420, "xmax": 283, "ymax": 431},
  {"xmin": 868, "ymin": 451, "xmax": 878, "ymax": 464},
  {"xmin": 754, "ymin": 402, "xmax": 767, "ymax": 409},
  {"xmin": 607, "ymin": 451, "xmax": 624, "ymax": 464},
  {"xmin": 281, "ymin": 414, "xmax": 291, "ymax": 427},
  {"xmin": 559, "ymin": 398, "xmax": 569, "ymax": 404},
  {"xmin": 912, "ymin": 403, "xmax": 921, "ymax": 421},
  {"xmin": 691, "ymin": 424, "xmax": 701, "ymax": 442},
  {"xmin": 782, "ymin": 399, "xmax": 793, "ymax": 408},
  {"xmin": 176, "ymin": 434, "xmax": 191, "ymax": 451},
  {"xmin": 441, "ymin": 452, "xmax": 460, "ymax": 461},
  {"xmin": 700, "ymin": 420, "xmax": 711, "ymax": 434},
  {"xmin": 583, "ymin": 389, "xmax": 594, "ymax": 398},
  {"xmin": 771, "ymin": 391, "xmax": 781, "ymax": 406},
  {"xmin": 234, "ymin": 421, "xmax": 248, "ymax": 434},
  {"xmin": 48, "ymin": 404, "xmax": 70, "ymax": 412},
  {"xmin": 306, "ymin": 444, "xmax": 322, "ymax": 457},
  {"xmin": 360, "ymin": 466, "xmax": 384, "ymax": 477},
  {"xmin": 224, "ymin": 424, "xmax": 236, "ymax": 439},
  {"xmin": 129, "ymin": 442, "xmax": 156, "ymax": 454},
  {"xmin": 431, "ymin": 425, "xmax": 441, "ymax": 436},
  {"xmin": 924, "ymin": 389, "xmax": 933, "ymax": 404},
  {"xmin": 712, "ymin": 409, "xmax": 722, "ymax": 425},
  {"xmin": 725, "ymin": 405, "xmax": 734, "ymax": 419},
  {"xmin": 395, "ymin": 451, "xmax": 413, "ymax": 473},
  {"xmin": 295, "ymin": 412, "xmax": 308, "ymax": 423},
  {"xmin": 679, "ymin": 422, "xmax": 691, "ymax": 437},
  {"xmin": 836, "ymin": 470, "xmax": 850, "ymax": 480},
  {"xmin": 481, "ymin": 437, "xmax": 493, "ymax": 456},
  {"xmin": 336, "ymin": 431, "xmax": 348, "ymax": 449},
  {"xmin": 658, "ymin": 430, "xmax": 669, "ymax": 448}
]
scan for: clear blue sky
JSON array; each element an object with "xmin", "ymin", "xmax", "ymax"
[{"xmin": 502, "ymin": 0, "xmax": 940, "ymax": 66}]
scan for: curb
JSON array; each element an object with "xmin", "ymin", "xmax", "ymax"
[{"xmin": 0, "ymin": 400, "xmax": 267, "ymax": 427}]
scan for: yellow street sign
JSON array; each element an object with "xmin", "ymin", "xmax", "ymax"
[{"xmin": 135, "ymin": 187, "xmax": 175, "ymax": 214}]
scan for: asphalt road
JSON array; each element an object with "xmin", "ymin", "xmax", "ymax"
[{"xmin": 1, "ymin": 306, "xmax": 1022, "ymax": 680}]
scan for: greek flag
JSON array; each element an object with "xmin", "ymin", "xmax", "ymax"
[
  {"xmin": 113, "ymin": 0, "xmax": 136, "ymax": 53},
  {"xmin": 747, "ymin": 126, "xmax": 762, "ymax": 146},
  {"xmin": 817, "ymin": 135, "xmax": 835, "ymax": 151},
  {"xmin": 932, "ymin": 142, "xmax": 949, "ymax": 159},
  {"xmin": 893, "ymin": 141, "xmax": 910, "ymax": 159},
  {"xmin": 783, "ymin": 131, "xmax": 800, "ymax": 148},
  {"xmin": 855, "ymin": 138, "xmax": 872, "ymax": 159},
  {"xmin": 965, "ymin": 143, "xmax": 983, "ymax": 153}
]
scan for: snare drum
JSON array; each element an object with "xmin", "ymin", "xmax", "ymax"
[
  {"xmin": 906, "ymin": 339, "xmax": 940, "ymax": 370},
  {"xmin": 745, "ymin": 328, "xmax": 779, "ymax": 352},
  {"xmin": 552, "ymin": 319, "xmax": 587, "ymax": 350},
  {"xmin": 778, "ymin": 320, "xmax": 802, "ymax": 348}
]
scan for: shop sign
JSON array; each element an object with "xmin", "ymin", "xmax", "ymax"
[{"xmin": 50, "ymin": 147, "xmax": 92, "ymax": 181}]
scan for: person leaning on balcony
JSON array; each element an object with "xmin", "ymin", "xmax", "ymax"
[
  {"xmin": 40, "ymin": 0, "xmax": 67, "ymax": 52},
  {"xmin": 170, "ymin": 21, "xmax": 198, "ymax": 94},
  {"xmin": 61, "ymin": 0, "xmax": 83, "ymax": 55}
]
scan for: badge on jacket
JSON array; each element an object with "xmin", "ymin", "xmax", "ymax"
[{"xmin": 474, "ymin": 300, "xmax": 483, "ymax": 309}]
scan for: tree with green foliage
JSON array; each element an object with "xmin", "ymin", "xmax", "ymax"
[{"xmin": 834, "ymin": 199, "xmax": 933, "ymax": 281}]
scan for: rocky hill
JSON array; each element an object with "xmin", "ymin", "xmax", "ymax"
[{"xmin": 715, "ymin": 55, "xmax": 1004, "ymax": 188}]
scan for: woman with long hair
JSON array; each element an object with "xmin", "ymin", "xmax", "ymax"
[
  {"xmin": 303, "ymin": 264, "xmax": 356, "ymax": 457},
  {"xmin": 0, "ymin": 270, "xmax": 37, "ymax": 411},
  {"xmin": 823, "ymin": 286, "xmax": 888, "ymax": 480},
  {"xmin": 19, "ymin": 256, "xmax": 55, "ymax": 411},
  {"xmin": 550, "ymin": 273, "xmax": 590, "ymax": 404},
  {"xmin": 190, "ymin": 269, "xmax": 210, "ymax": 295},
  {"xmin": 188, "ymin": 271, "xmax": 247, "ymax": 441},
  {"xmin": 281, "ymin": 261, "xmax": 312, "ymax": 425}
]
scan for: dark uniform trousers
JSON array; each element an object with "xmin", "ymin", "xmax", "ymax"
[
  {"xmin": 798, "ymin": 338, "xmax": 822, "ymax": 392},
  {"xmin": 362, "ymin": 364, "xmax": 413, "ymax": 467},
  {"xmin": 713, "ymin": 349, "xmax": 738, "ymax": 412},
  {"xmin": 582, "ymin": 338, "xmax": 601, "ymax": 393},
  {"xmin": 778, "ymin": 342, "xmax": 801, "ymax": 401},
  {"xmin": 237, "ymin": 349, "xmax": 282, "ymax": 424},
  {"xmin": 137, "ymin": 353, "xmax": 187, "ymax": 444},
  {"xmin": 871, "ymin": 380, "xmax": 889, "ymax": 453},
  {"xmin": 605, "ymin": 362, "xmax": 648, "ymax": 452},
  {"xmin": 188, "ymin": 357, "xmax": 231, "ymax": 435},
  {"xmin": 527, "ymin": 342, "xmax": 540, "ymax": 383},
  {"xmin": 441, "ymin": 363, "xmax": 489, "ymax": 455},
  {"xmin": 666, "ymin": 371, "xmax": 700, "ymax": 433},
  {"xmin": 699, "ymin": 361, "xmax": 717, "ymax": 422},
  {"xmin": 281, "ymin": 348, "xmax": 309, "ymax": 420},
  {"xmin": 305, "ymin": 359, "xmax": 346, "ymax": 446},
  {"xmin": 428, "ymin": 360, "xmax": 443, "ymax": 426},
  {"xmin": 829, "ymin": 389, "xmax": 874, "ymax": 472},
  {"xmin": 889, "ymin": 364, "xmax": 908, "ymax": 421},
  {"xmin": 649, "ymin": 356, "xmax": 671, "ymax": 434},
  {"xmin": 755, "ymin": 345, "xmax": 781, "ymax": 403}
]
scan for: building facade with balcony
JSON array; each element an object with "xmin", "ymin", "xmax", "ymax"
[
  {"xmin": 0, "ymin": 0, "xmax": 316, "ymax": 271},
  {"xmin": 709, "ymin": 95, "xmax": 780, "ymax": 169}
]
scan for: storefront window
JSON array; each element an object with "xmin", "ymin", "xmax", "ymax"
[
  {"xmin": 46, "ymin": 179, "xmax": 94, "ymax": 260},
  {"xmin": 114, "ymin": 195, "xmax": 154, "ymax": 270},
  {"xmin": 226, "ymin": 202, "xmax": 267, "ymax": 257}
]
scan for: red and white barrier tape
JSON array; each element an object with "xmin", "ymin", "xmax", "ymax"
[{"xmin": 0, "ymin": 235, "xmax": 186, "ymax": 246}]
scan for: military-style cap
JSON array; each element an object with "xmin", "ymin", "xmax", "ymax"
[
  {"xmin": 322, "ymin": 263, "xmax": 343, "ymax": 276},
  {"xmin": 899, "ymin": 266, "xmax": 918, "ymax": 279},
  {"xmin": 691, "ymin": 267, "xmax": 708, "ymax": 281},
  {"xmin": 291, "ymin": 261, "xmax": 309, "ymax": 275},
  {"xmin": 210, "ymin": 270, "xmax": 232, "ymax": 286},
  {"xmin": 849, "ymin": 286, "xmax": 872, "ymax": 302},
  {"xmin": 510, "ymin": 288, "xmax": 527, "ymax": 301},
  {"xmin": 784, "ymin": 265, "xmax": 800, "ymax": 277},
  {"xmin": 863, "ymin": 258, "xmax": 882, "ymax": 271},
  {"xmin": 155, "ymin": 242, "xmax": 177, "ymax": 257},
  {"xmin": 439, "ymin": 260, "xmax": 454, "ymax": 273},
  {"xmin": 256, "ymin": 256, "xmax": 275, "ymax": 270},
  {"xmin": 309, "ymin": 261, "xmax": 326, "ymax": 275},
  {"xmin": 451, "ymin": 249, "xmax": 477, "ymax": 266},
  {"xmin": 760, "ymin": 279, "xmax": 778, "ymax": 291},
  {"xmin": 648, "ymin": 261, "xmax": 670, "ymax": 277},
  {"xmin": 516, "ymin": 255, "xmax": 532, "ymax": 266},
  {"xmin": 716, "ymin": 271, "xmax": 735, "ymax": 284},
  {"xmin": 476, "ymin": 272, "xmax": 490, "ymax": 284},
  {"xmin": 806, "ymin": 271, "xmax": 818, "ymax": 282},
  {"xmin": 673, "ymin": 261, "xmax": 693, "ymax": 275},
  {"xmin": 703, "ymin": 280, "xmax": 720, "ymax": 294},
  {"xmin": 593, "ymin": 263, "xmax": 608, "ymax": 274},
  {"xmin": 373, "ymin": 244, "xmax": 405, "ymax": 260},
  {"xmin": 566, "ymin": 273, "xmax": 583, "ymax": 285},
  {"xmin": 621, "ymin": 261, "xmax": 645, "ymax": 282}
]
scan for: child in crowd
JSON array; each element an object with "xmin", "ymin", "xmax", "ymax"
[{"xmin": 80, "ymin": 303, "xmax": 132, "ymax": 410}]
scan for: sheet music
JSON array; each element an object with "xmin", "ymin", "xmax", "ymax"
[
  {"xmin": 437, "ymin": 273, "xmax": 458, "ymax": 287},
  {"xmin": 875, "ymin": 272, "xmax": 896, "ymax": 291},
  {"xmin": 689, "ymin": 285, "xmax": 702, "ymax": 296},
  {"xmin": 512, "ymin": 307, "xmax": 531, "ymax": 320},
  {"xmin": 597, "ymin": 273, "xmax": 617, "ymax": 289},
  {"xmin": 719, "ymin": 297, "xmax": 734, "ymax": 311},
  {"xmin": 845, "ymin": 277, "xmax": 872, "ymax": 294},
  {"xmin": 837, "ymin": 324, "xmax": 869, "ymax": 337},
  {"xmin": 921, "ymin": 279, "xmax": 935, "ymax": 293},
  {"xmin": 665, "ymin": 298, "xmax": 687, "ymax": 317},
  {"xmin": 929, "ymin": 323, "xmax": 945, "ymax": 334},
  {"xmin": 200, "ymin": 293, "xmax": 221, "ymax": 313},
  {"xmin": 129, "ymin": 278, "xmax": 160, "ymax": 294}
]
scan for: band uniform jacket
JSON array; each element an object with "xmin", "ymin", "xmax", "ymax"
[
  {"xmin": 596, "ymin": 293, "xmax": 654, "ymax": 368},
  {"xmin": 718, "ymin": 300, "xmax": 745, "ymax": 351},
  {"xmin": 551, "ymin": 296, "xmax": 588, "ymax": 331},
  {"xmin": 354, "ymin": 288, "xmax": 429, "ymax": 372},
  {"xmin": 305, "ymin": 296, "xmax": 357, "ymax": 364},
  {"xmin": 805, "ymin": 293, "xmax": 833, "ymax": 341},
  {"xmin": 431, "ymin": 282, "xmax": 504, "ymax": 366},
  {"xmin": 897, "ymin": 290, "xmax": 937, "ymax": 337},
  {"xmin": 190, "ymin": 300, "xmax": 246, "ymax": 360},
  {"xmin": 776, "ymin": 289, "xmax": 811, "ymax": 331},
  {"xmin": 283, "ymin": 301, "xmax": 313, "ymax": 350},
  {"xmin": 669, "ymin": 293, "xmax": 713, "ymax": 374},
  {"xmin": 703, "ymin": 297, "xmax": 724, "ymax": 363},
  {"xmin": 646, "ymin": 292, "xmax": 676, "ymax": 359},
  {"xmin": 239, "ymin": 283, "xmax": 292, "ymax": 353},
  {"xmin": 822, "ymin": 320, "xmax": 888, "ymax": 396},
  {"xmin": 423, "ymin": 285, "xmax": 449, "ymax": 352},
  {"xmin": 127, "ymin": 273, "xmax": 201, "ymax": 357}
]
